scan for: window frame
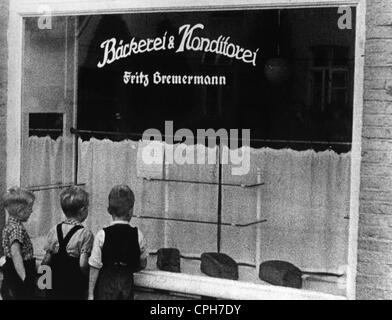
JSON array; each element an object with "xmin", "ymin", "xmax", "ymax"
[
  {"xmin": 7, "ymin": 0, "xmax": 366, "ymax": 300},
  {"xmin": 310, "ymin": 45, "xmax": 351, "ymax": 112}
]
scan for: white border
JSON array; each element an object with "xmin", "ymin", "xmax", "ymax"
[
  {"xmin": 7, "ymin": 0, "xmax": 366, "ymax": 300},
  {"xmin": 15, "ymin": 0, "xmax": 362, "ymax": 15},
  {"xmin": 346, "ymin": 0, "xmax": 366, "ymax": 300}
]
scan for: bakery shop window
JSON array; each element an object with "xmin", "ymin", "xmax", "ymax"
[{"xmin": 21, "ymin": 7, "xmax": 356, "ymax": 298}]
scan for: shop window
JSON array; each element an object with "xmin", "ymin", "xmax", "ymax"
[
  {"xmin": 309, "ymin": 45, "xmax": 352, "ymax": 142},
  {"xmin": 28, "ymin": 113, "xmax": 64, "ymax": 139},
  {"xmin": 310, "ymin": 45, "xmax": 350, "ymax": 111},
  {"xmin": 20, "ymin": 7, "xmax": 357, "ymax": 299}
]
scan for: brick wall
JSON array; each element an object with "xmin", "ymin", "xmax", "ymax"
[
  {"xmin": 0, "ymin": 0, "xmax": 9, "ymax": 256},
  {"xmin": 357, "ymin": 0, "xmax": 392, "ymax": 300}
]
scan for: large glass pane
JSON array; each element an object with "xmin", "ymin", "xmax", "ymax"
[
  {"xmin": 21, "ymin": 16, "xmax": 77, "ymax": 256},
  {"xmin": 21, "ymin": 7, "xmax": 355, "ymax": 298}
]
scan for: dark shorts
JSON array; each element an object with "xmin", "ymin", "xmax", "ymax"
[
  {"xmin": 46, "ymin": 255, "xmax": 88, "ymax": 300},
  {"xmin": 1, "ymin": 258, "xmax": 37, "ymax": 300},
  {"xmin": 95, "ymin": 265, "xmax": 134, "ymax": 300}
]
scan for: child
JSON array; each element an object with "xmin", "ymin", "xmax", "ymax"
[
  {"xmin": 41, "ymin": 186, "xmax": 93, "ymax": 300},
  {"xmin": 1, "ymin": 187, "xmax": 36, "ymax": 300},
  {"xmin": 88, "ymin": 185, "xmax": 147, "ymax": 300}
]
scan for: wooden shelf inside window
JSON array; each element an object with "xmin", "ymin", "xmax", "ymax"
[
  {"xmin": 133, "ymin": 214, "xmax": 267, "ymax": 228},
  {"xmin": 143, "ymin": 177, "xmax": 265, "ymax": 188}
]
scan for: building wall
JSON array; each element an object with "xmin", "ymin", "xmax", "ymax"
[
  {"xmin": 357, "ymin": 0, "xmax": 392, "ymax": 300},
  {"xmin": 0, "ymin": 0, "xmax": 9, "ymax": 256}
]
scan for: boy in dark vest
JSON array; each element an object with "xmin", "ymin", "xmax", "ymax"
[
  {"xmin": 88, "ymin": 185, "xmax": 147, "ymax": 300},
  {"xmin": 41, "ymin": 186, "xmax": 93, "ymax": 300}
]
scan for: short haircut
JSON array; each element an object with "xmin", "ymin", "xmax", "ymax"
[
  {"xmin": 2, "ymin": 187, "xmax": 35, "ymax": 215},
  {"xmin": 60, "ymin": 186, "xmax": 89, "ymax": 217},
  {"xmin": 108, "ymin": 185, "xmax": 135, "ymax": 217}
]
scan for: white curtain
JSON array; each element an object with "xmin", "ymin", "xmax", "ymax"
[
  {"xmin": 221, "ymin": 147, "xmax": 350, "ymax": 274},
  {"xmin": 164, "ymin": 144, "xmax": 219, "ymax": 256},
  {"xmin": 25, "ymin": 137, "xmax": 350, "ymax": 274},
  {"xmin": 23, "ymin": 136, "xmax": 67, "ymax": 256}
]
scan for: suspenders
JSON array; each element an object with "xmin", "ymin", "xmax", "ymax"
[{"xmin": 56, "ymin": 223, "xmax": 84, "ymax": 254}]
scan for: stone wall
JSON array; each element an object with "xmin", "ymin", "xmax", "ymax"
[{"xmin": 357, "ymin": 0, "xmax": 392, "ymax": 300}]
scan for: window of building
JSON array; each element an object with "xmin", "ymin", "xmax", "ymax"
[{"xmin": 8, "ymin": 0, "xmax": 365, "ymax": 300}]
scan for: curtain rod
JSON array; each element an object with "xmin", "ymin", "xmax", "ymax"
[
  {"xmin": 70, "ymin": 127, "xmax": 351, "ymax": 146},
  {"xmin": 27, "ymin": 182, "xmax": 86, "ymax": 192},
  {"xmin": 29, "ymin": 128, "xmax": 63, "ymax": 132}
]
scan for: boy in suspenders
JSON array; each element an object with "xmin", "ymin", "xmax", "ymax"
[{"xmin": 41, "ymin": 186, "xmax": 93, "ymax": 300}]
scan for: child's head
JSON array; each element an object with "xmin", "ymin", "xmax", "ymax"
[
  {"xmin": 108, "ymin": 185, "xmax": 135, "ymax": 220},
  {"xmin": 60, "ymin": 186, "xmax": 89, "ymax": 222},
  {"xmin": 3, "ymin": 187, "xmax": 35, "ymax": 222}
]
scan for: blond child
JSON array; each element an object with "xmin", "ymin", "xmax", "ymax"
[
  {"xmin": 1, "ymin": 187, "xmax": 36, "ymax": 300},
  {"xmin": 41, "ymin": 186, "xmax": 93, "ymax": 300}
]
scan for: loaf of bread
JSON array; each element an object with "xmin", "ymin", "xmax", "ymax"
[
  {"xmin": 259, "ymin": 260, "xmax": 303, "ymax": 288},
  {"xmin": 156, "ymin": 248, "xmax": 181, "ymax": 272},
  {"xmin": 200, "ymin": 252, "xmax": 239, "ymax": 280}
]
